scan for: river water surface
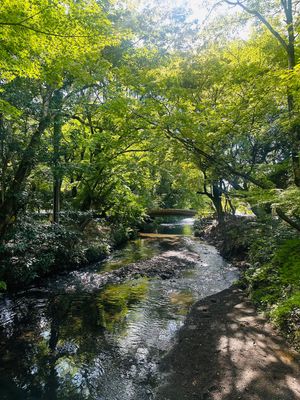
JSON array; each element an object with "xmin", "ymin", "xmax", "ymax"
[{"xmin": 0, "ymin": 217, "xmax": 238, "ymax": 400}]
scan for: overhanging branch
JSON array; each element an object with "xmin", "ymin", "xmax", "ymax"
[{"xmin": 223, "ymin": 0, "xmax": 289, "ymax": 53}]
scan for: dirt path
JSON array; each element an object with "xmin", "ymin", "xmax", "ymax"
[{"xmin": 156, "ymin": 286, "xmax": 300, "ymax": 400}]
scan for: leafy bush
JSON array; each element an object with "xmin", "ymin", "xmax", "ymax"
[
  {"xmin": 110, "ymin": 223, "xmax": 137, "ymax": 247},
  {"xmin": 271, "ymin": 292, "xmax": 300, "ymax": 347},
  {"xmin": 0, "ymin": 218, "xmax": 83, "ymax": 287},
  {"xmin": 0, "ymin": 215, "xmax": 112, "ymax": 289},
  {"xmin": 203, "ymin": 214, "xmax": 300, "ymax": 348},
  {"xmin": 207, "ymin": 216, "xmax": 260, "ymax": 259},
  {"xmin": 246, "ymin": 236, "xmax": 300, "ymax": 348}
]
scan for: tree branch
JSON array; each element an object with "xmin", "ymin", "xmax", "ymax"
[
  {"xmin": 0, "ymin": 21, "xmax": 102, "ymax": 38},
  {"xmin": 276, "ymin": 207, "xmax": 300, "ymax": 231},
  {"xmin": 223, "ymin": 0, "xmax": 289, "ymax": 53}
]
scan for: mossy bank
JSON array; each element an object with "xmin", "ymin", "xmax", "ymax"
[{"xmin": 195, "ymin": 216, "xmax": 300, "ymax": 350}]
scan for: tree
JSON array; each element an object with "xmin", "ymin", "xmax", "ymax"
[
  {"xmin": 119, "ymin": 22, "xmax": 299, "ymax": 225},
  {"xmin": 0, "ymin": 0, "xmax": 117, "ymax": 236},
  {"xmin": 218, "ymin": 0, "xmax": 300, "ymax": 186}
]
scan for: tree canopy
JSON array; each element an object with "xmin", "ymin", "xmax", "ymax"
[{"xmin": 0, "ymin": 0, "xmax": 299, "ymax": 237}]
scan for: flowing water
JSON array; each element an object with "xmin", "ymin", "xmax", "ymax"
[{"xmin": 0, "ymin": 217, "xmax": 238, "ymax": 400}]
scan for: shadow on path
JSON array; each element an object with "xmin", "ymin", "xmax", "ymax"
[{"xmin": 156, "ymin": 287, "xmax": 300, "ymax": 400}]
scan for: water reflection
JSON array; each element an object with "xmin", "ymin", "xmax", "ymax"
[
  {"xmin": 0, "ymin": 281, "xmax": 150, "ymax": 400},
  {"xmin": 101, "ymin": 239, "xmax": 161, "ymax": 272},
  {"xmin": 97, "ymin": 280, "xmax": 149, "ymax": 331},
  {"xmin": 141, "ymin": 217, "xmax": 194, "ymax": 236},
  {"xmin": 0, "ymin": 219, "xmax": 238, "ymax": 400}
]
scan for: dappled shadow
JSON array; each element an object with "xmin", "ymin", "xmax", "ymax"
[{"xmin": 156, "ymin": 287, "xmax": 300, "ymax": 400}]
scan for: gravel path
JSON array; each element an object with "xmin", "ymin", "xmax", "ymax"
[{"xmin": 156, "ymin": 286, "xmax": 300, "ymax": 400}]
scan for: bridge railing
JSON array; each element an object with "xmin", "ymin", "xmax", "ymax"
[{"xmin": 147, "ymin": 209, "xmax": 197, "ymax": 217}]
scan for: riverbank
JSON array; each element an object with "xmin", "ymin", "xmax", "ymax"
[
  {"xmin": 195, "ymin": 216, "xmax": 300, "ymax": 350},
  {"xmin": 0, "ymin": 216, "xmax": 137, "ymax": 291},
  {"xmin": 156, "ymin": 285, "xmax": 300, "ymax": 400}
]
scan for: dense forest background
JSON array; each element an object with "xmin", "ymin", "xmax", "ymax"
[{"xmin": 0, "ymin": 0, "xmax": 300, "ymax": 342}]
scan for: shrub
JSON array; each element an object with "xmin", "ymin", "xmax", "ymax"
[
  {"xmin": 0, "ymin": 215, "xmax": 112, "ymax": 289},
  {"xmin": 247, "ymin": 236, "xmax": 300, "ymax": 348},
  {"xmin": 0, "ymin": 217, "xmax": 85, "ymax": 287}
]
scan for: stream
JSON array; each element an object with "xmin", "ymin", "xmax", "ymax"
[{"xmin": 0, "ymin": 217, "xmax": 238, "ymax": 400}]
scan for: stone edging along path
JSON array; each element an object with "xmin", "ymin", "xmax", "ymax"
[{"xmin": 156, "ymin": 286, "xmax": 300, "ymax": 400}]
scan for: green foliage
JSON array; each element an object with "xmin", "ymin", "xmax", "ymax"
[
  {"xmin": 0, "ymin": 0, "xmax": 115, "ymax": 81},
  {"xmin": 270, "ymin": 291, "xmax": 300, "ymax": 348},
  {"xmin": 0, "ymin": 215, "xmax": 111, "ymax": 288},
  {"xmin": 207, "ymin": 217, "xmax": 261, "ymax": 259},
  {"xmin": 0, "ymin": 218, "xmax": 80, "ymax": 286},
  {"xmin": 271, "ymin": 292, "xmax": 300, "ymax": 327},
  {"xmin": 275, "ymin": 239, "xmax": 300, "ymax": 284},
  {"xmin": 248, "ymin": 263, "xmax": 282, "ymax": 305},
  {"xmin": 246, "ymin": 236, "xmax": 300, "ymax": 347},
  {"xmin": 0, "ymin": 0, "xmax": 300, "ymax": 296},
  {"xmin": 248, "ymin": 238, "xmax": 300, "ymax": 297},
  {"xmin": 207, "ymin": 214, "xmax": 300, "ymax": 346}
]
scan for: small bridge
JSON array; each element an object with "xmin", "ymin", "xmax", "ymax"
[{"xmin": 147, "ymin": 209, "xmax": 197, "ymax": 217}]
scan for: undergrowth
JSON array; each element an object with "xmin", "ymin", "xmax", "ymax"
[
  {"xmin": 247, "ymin": 237, "xmax": 300, "ymax": 347},
  {"xmin": 203, "ymin": 216, "xmax": 300, "ymax": 349},
  {"xmin": 0, "ymin": 213, "xmax": 136, "ymax": 290}
]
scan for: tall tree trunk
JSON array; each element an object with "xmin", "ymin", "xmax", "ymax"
[
  {"xmin": 0, "ymin": 113, "xmax": 5, "ymax": 205},
  {"xmin": 0, "ymin": 116, "xmax": 51, "ymax": 238},
  {"xmin": 53, "ymin": 178, "xmax": 61, "ymax": 224},
  {"xmin": 284, "ymin": 0, "xmax": 300, "ymax": 186},
  {"xmin": 52, "ymin": 90, "xmax": 63, "ymax": 224},
  {"xmin": 211, "ymin": 182, "xmax": 224, "ymax": 223}
]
